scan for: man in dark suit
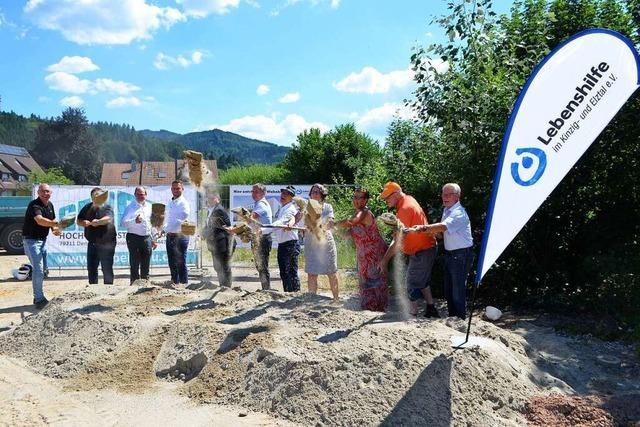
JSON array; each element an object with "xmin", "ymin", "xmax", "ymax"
[{"xmin": 204, "ymin": 192, "xmax": 234, "ymax": 287}]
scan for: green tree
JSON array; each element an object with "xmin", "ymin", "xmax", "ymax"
[
  {"xmin": 27, "ymin": 167, "xmax": 73, "ymax": 185},
  {"xmin": 409, "ymin": 0, "xmax": 640, "ymax": 334},
  {"xmin": 282, "ymin": 124, "xmax": 382, "ymax": 184},
  {"xmin": 32, "ymin": 108, "xmax": 103, "ymax": 185},
  {"xmin": 382, "ymin": 120, "xmax": 442, "ymax": 211}
]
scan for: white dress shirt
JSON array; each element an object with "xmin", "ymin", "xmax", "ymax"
[
  {"xmin": 441, "ymin": 201, "xmax": 473, "ymax": 251},
  {"xmin": 262, "ymin": 201, "xmax": 298, "ymax": 243},
  {"xmin": 121, "ymin": 200, "xmax": 152, "ymax": 236},
  {"xmin": 252, "ymin": 198, "xmax": 272, "ymax": 225},
  {"xmin": 165, "ymin": 195, "xmax": 190, "ymax": 234}
]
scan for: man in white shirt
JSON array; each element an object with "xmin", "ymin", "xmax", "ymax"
[
  {"xmin": 262, "ymin": 185, "xmax": 300, "ymax": 292},
  {"xmin": 165, "ymin": 180, "xmax": 191, "ymax": 285},
  {"xmin": 250, "ymin": 183, "xmax": 273, "ymax": 290},
  {"xmin": 405, "ymin": 183, "xmax": 473, "ymax": 319},
  {"xmin": 121, "ymin": 186, "xmax": 153, "ymax": 284}
]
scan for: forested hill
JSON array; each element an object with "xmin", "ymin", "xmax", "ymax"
[
  {"xmin": 0, "ymin": 111, "xmax": 288, "ymax": 167},
  {"xmin": 141, "ymin": 128, "xmax": 289, "ymax": 165}
]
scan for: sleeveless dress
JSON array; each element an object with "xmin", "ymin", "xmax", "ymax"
[
  {"xmin": 304, "ymin": 203, "xmax": 338, "ymax": 275},
  {"xmin": 348, "ymin": 210, "xmax": 388, "ymax": 311}
]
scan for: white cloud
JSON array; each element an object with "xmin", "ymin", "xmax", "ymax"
[
  {"xmin": 354, "ymin": 102, "xmax": 416, "ymax": 139},
  {"xmin": 207, "ymin": 113, "xmax": 329, "ymax": 146},
  {"xmin": 333, "ymin": 61, "xmax": 447, "ymax": 95},
  {"xmin": 271, "ymin": 0, "xmax": 340, "ymax": 15},
  {"xmin": 44, "ymin": 72, "xmax": 93, "ymax": 94},
  {"xmin": 154, "ymin": 50, "xmax": 205, "ymax": 70},
  {"xmin": 59, "ymin": 96, "xmax": 84, "ymax": 107},
  {"xmin": 24, "ymin": 0, "xmax": 185, "ymax": 45},
  {"xmin": 278, "ymin": 92, "xmax": 300, "ymax": 103},
  {"xmin": 256, "ymin": 84, "xmax": 270, "ymax": 96},
  {"xmin": 44, "ymin": 72, "xmax": 140, "ymax": 96},
  {"xmin": 158, "ymin": 55, "xmax": 174, "ymax": 69},
  {"xmin": 46, "ymin": 56, "xmax": 99, "ymax": 74},
  {"xmin": 333, "ymin": 66, "xmax": 414, "ymax": 94},
  {"xmin": 106, "ymin": 96, "xmax": 142, "ymax": 108},
  {"xmin": 94, "ymin": 78, "xmax": 140, "ymax": 95},
  {"xmin": 175, "ymin": 0, "xmax": 240, "ymax": 17},
  {"xmin": 38, "ymin": 96, "xmax": 51, "ymax": 102},
  {"xmin": 191, "ymin": 51, "xmax": 203, "ymax": 64}
]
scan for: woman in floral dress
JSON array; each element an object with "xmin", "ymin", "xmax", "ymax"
[{"xmin": 336, "ymin": 188, "xmax": 388, "ymax": 311}]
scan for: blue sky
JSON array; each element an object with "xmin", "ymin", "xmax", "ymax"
[{"xmin": 0, "ymin": 0, "xmax": 512, "ymax": 146}]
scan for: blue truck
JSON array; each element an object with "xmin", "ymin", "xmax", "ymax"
[{"xmin": 0, "ymin": 196, "xmax": 30, "ymax": 254}]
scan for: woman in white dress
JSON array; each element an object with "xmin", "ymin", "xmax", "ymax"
[{"xmin": 304, "ymin": 183, "xmax": 339, "ymax": 302}]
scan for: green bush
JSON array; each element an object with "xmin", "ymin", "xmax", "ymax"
[{"xmin": 218, "ymin": 164, "xmax": 288, "ymax": 185}]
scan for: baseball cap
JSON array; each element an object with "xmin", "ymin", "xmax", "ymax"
[
  {"xmin": 380, "ymin": 182, "xmax": 401, "ymax": 199},
  {"xmin": 280, "ymin": 185, "xmax": 296, "ymax": 196}
]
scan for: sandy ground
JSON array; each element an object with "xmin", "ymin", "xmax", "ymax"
[{"xmin": 1, "ymin": 250, "xmax": 639, "ymax": 426}]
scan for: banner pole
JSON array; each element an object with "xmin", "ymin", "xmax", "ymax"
[{"xmin": 452, "ymin": 280, "xmax": 478, "ymax": 349}]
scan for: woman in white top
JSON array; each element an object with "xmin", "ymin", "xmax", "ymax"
[{"xmin": 304, "ymin": 183, "xmax": 339, "ymax": 302}]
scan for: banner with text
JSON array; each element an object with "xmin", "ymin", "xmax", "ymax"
[
  {"xmin": 37, "ymin": 185, "xmax": 200, "ymax": 268},
  {"xmin": 229, "ymin": 185, "xmax": 312, "ymax": 247},
  {"xmin": 476, "ymin": 29, "xmax": 640, "ymax": 283}
]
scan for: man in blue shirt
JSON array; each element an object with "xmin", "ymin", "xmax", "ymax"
[{"xmin": 404, "ymin": 183, "xmax": 473, "ymax": 319}]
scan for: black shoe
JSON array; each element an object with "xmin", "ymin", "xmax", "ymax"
[
  {"xmin": 424, "ymin": 305, "xmax": 440, "ymax": 318},
  {"xmin": 34, "ymin": 297, "xmax": 49, "ymax": 310}
]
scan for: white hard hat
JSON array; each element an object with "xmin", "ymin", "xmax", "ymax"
[
  {"xmin": 12, "ymin": 268, "xmax": 29, "ymax": 281},
  {"xmin": 20, "ymin": 264, "xmax": 33, "ymax": 277}
]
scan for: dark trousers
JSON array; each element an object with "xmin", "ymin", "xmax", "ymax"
[
  {"xmin": 167, "ymin": 233, "xmax": 189, "ymax": 284},
  {"xmin": 126, "ymin": 233, "xmax": 152, "ymax": 283},
  {"xmin": 253, "ymin": 234, "xmax": 272, "ymax": 290},
  {"xmin": 444, "ymin": 247, "xmax": 474, "ymax": 319},
  {"xmin": 87, "ymin": 242, "xmax": 115, "ymax": 284},
  {"xmin": 211, "ymin": 250, "xmax": 232, "ymax": 287},
  {"xmin": 277, "ymin": 239, "xmax": 300, "ymax": 292}
]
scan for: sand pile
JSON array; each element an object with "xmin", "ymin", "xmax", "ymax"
[
  {"xmin": 0, "ymin": 302, "xmax": 133, "ymax": 379},
  {"xmin": 1, "ymin": 282, "xmax": 639, "ymax": 426}
]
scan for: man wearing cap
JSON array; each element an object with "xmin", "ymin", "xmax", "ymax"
[
  {"xmin": 203, "ymin": 192, "xmax": 234, "ymax": 287},
  {"xmin": 77, "ymin": 187, "xmax": 116, "ymax": 285},
  {"xmin": 250, "ymin": 183, "xmax": 273, "ymax": 290},
  {"xmin": 165, "ymin": 180, "xmax": 191, "ymax": 285},
  {"xmin": 121, "ymin": 186, "xmax": 153, "ymax": 284},
  {"xmin": 405, "ymin": 183, "xmax": 473, "ymax": 319},
  {"xmin": 22, "ymin": 183, "xmax": 60, "ymax": 309},
  {"xmin": 380, "ymin": 182, "xmax": 439, "ymax": 318},
  {"xmin": 262, "ymin": 185, "xmax": 300, "ymax": 292}
]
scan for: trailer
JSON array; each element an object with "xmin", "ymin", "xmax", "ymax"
[{"xmin": 0, "ymin": 196, "xmax": 30, "ymax": 254}]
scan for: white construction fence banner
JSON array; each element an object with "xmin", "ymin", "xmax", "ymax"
[
  {"xmin": 229, "ymin": 185, "xmax": 312, "ymax": 247},
  {"xmin": 36, "ymin": 185, "xmax": 199, "ymax": 268},
  {"xmin": 476, "ymin": 28, "xmax": 640, "ymax": 283}
]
